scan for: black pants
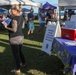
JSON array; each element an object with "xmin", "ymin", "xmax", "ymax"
[{"xmin": 10, "ymin": 44, "xmax": 25, "ymax": 70}]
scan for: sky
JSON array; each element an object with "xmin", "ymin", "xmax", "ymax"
[
  {"xmin": 34, "ymin": 0, "xmax": 58, "ymax": 5},
  {"xmin": 23, "ymin": 0, "xmax": 58, "ymax": 13}
]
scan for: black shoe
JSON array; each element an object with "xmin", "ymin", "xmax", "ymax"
[{"xmin": 20, "ymin": 63, "xmax": 26, "ymax": 67}]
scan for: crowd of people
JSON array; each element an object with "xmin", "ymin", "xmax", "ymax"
[
  {"xmin": 63, "ymin": 9, "xmax": 75, "ymax": 21},
  {"xmin": 1, "ymin": 3, "xmax": 76, "ymax": 75},
  {"xmin": 60, "ymin": 9, "xmax": 76, "ymax": 26},
  {"xmin": 1, "ymin": 5, "xmax": 57, "ymax": 73},
  {"xmin": 22, "ymin": 8, "xmax": 57, "ymax": 38},
  {"xmin": 0, "ymin": 7, "xmax": 57, "ymax": 38}
]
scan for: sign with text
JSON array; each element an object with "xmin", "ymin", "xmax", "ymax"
[{"xmin": 41, "ymin": 22, "xmax": 61, "ymax": 55}]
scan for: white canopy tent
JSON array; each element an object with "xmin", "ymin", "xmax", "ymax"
[
  {"xmin": 59, "ymin": 0, "xmax": 76, "ymax": 10},
  {"xmin": 0, "ymin": 0, "xmax": 41, "ymax": 9},
  {"xmin": 59, "ymin": 0, "xmax": 76, "ymax": 6}
]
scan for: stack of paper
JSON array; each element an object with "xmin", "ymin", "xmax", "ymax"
[{"xmin": 64, "ymin": 41, "xmax": 76, "ymax": 46}]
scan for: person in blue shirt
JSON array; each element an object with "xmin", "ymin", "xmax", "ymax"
[{"xmin": 27, "ymin": 8, "xmax": 35, "ymax": 38}]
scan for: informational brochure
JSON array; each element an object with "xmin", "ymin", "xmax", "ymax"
[
  {"xmin": 2, "ymin": 18, "xmax": 11, "ymax": 26},
  {"xmin": 64, "ymin": 41, "xmax": 76, "ymax": 46}
]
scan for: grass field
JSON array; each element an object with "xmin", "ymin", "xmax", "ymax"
[{"xmin": 0, "ymin": 24, "xmax": 66, "ymax": 75}]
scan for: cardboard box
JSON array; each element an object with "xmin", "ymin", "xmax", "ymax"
[{"xmin": 61, "ymin": 27, "xmax": 76, "ymax": 40}]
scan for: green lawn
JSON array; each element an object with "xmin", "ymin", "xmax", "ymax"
[
  {"xmin": 34, "ymin": 20, "xmax": 39, "ymax": 24},
  {"xmin": 0, "ymin": 25, "xmax": 66, "ymax": 75}
]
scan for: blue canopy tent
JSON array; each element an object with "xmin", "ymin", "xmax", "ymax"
[
  {"xmin": 0, "ymin": 8, "xmax": 8, "ymax": 13},
  {"xmin": 42, "ymin": 2, "xmax": 57, "ymax": 10},
  {"xmin": 22, "ymin": 8, "xmax": 29, "ymax": 11}
]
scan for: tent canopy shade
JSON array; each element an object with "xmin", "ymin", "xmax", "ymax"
[
  {"xmin": 59, "ymin": 0, "xmax": 76, "ymax": 6},
  {"xmin": 0, "ymin": 5, "xmax": 12, "ymax": 10},
  {"xmin": 22, "ymin": 8, "xmax": 30, "ymax": 11},
  {"xmin": 0, "ymin": 0, "xmax": 41, "ymax": 9}
]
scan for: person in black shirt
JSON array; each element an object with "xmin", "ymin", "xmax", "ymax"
[
  {"xmin": 46, "ymin": 9, "xmax": 52, "ymax": 25},
  {"xmin": 46, "ymin": 9, "xmax": 54, "ymax": 25},
  {"xmin": 63, "ymin": 11, "xmax": 68, "ymax": 21},
  {"xmin": 46, "ymin": 9, "xmax": 56, "ymax": 25},
  {"xmin": 3, "ymin": 5, "xmax": 25, "ymax": 73},
  {"xmin": 68, "ymin": 9, "xmax": 73, "ymax": 20}
]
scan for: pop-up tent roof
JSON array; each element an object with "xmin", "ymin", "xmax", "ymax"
[
  {"xmin": 0, "ymin": 8, "xmax": 8, "ymax": 12},
  {"xmin": 42, "ymin": 2, "xmax": 57, "ymax": 10},
  {"xmin": 22, "ymin": 8, "xmax": 30, "ymax": 12},
  {"xmin": 0, "ymin": 0, "xmax": 41, "ymax": 9},
  {"xmin": 59, "ymin": 0, "xmax": 76, "ymax": 10}
]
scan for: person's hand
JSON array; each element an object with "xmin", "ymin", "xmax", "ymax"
[
  {"xmin": 30, "ymin": 18, "xmax": 33, "ymax": 20},
  {"xmin": 3, "ymin": 23, "xmax": 7, "ymax": 29}
]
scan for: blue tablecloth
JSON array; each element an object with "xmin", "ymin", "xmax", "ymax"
[{"xmin": 52, "ymin": 37, "xmax": 76, "ymax": 74}]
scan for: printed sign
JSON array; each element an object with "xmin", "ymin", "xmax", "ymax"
[{"xmin": 41, "ymin": 22, "xmax": 61, "ymax": 55}]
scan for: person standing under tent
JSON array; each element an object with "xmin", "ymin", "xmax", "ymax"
[
  {"xmin": 46, "ymin": 9, "xmax": 56, "ymax": 25},
  {"xmin": 38, "ymin": 8, "xmax": 45, "ymax": 35},
  {"xmin": 68, "ymin": 9, "xmax": 73, "ymax": 20},
  {"xmin": 3, "ymin": 4, "xmax": 26, "ymax": 73},
  {"xmin": 46, "ymin": 9, "xmax": 52, "ymax": 25},
  {"xmin": 27, "ymin": 8, "xmax": 35, "ymax": 38}
]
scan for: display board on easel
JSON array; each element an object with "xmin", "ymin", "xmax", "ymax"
[{"xmin": 41, "ymin": 22, "xmax": 61, "ymax": 55}]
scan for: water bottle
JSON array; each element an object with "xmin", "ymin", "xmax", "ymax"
[{"xmin": 73, "ymin": 64, "xmax": 76, "ymax": 75}]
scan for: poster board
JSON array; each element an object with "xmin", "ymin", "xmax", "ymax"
[
  {"xmin": 41, "ymin": 22, "xmax": 61, "ymax": 55},
  {"xmin": 65, "ymin": 21, "xmax": 76, "ymax": 29}
]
